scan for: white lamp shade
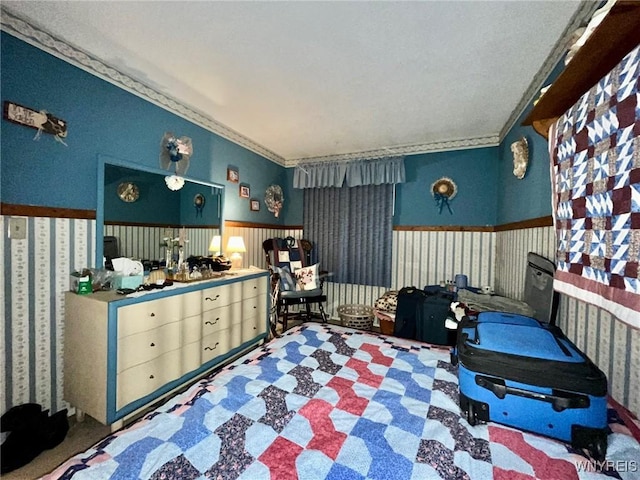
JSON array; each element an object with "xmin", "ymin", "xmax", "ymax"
[
  {"xmin": 226, "ymin": 236, "xmax": 246, "ymax": 253},
  {"xmin": 208, "ymin": 235, "xmax": 221, "ymax": 254},
  {"xmin": 226, "ymin": 236, "xmax": 246, "ymax": 269}
]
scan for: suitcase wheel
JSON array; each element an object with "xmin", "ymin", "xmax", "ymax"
[
  {"xmin": 572, "ymin": 425, "xmax": 608, "ymax": 462},
  {"xmin": 466, "ymin": 402, "xmax": 477, "ymax": 426},
  {"xmin": 589, "ymin": 437, "xmax": 607, "ymax": 462}
]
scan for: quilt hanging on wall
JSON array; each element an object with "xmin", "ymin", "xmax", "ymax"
[{"xmin": 549, "ymin": 44, "xmax": 640, "ymax": 328}]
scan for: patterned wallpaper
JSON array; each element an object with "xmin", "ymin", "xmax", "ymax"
[
  {"xmin": 495, "ymin": 226, "xmax": 639, "ymax": 418},
  {"xmin": 1, "ymin": 216, "xmax": 637, "ymax": 420},
  {"xmin": 1, "ymin": 215, "xmax": 95, "ymax": 416},
  {"xmin": 104, "ymin": 225, "xmax": 220, "ymax": 262}
]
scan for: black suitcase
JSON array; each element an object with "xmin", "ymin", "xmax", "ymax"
[
  {"xmin": 417, "ymin": 290, "xmax": 455, "ymax": 345},
  {"xmin": 393, "ymin": 287, "xmax": 424, "ymax": 339},
  {"xmin": 394, "ymin": 287, "xmax": 455, "ymax": 345}
]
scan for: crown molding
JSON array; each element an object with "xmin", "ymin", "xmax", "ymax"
[
  {"xmin": 2, "ymin": 5, "xmax": 585, "ymax": 169},
  {"xmin": 0, "ymin": 7, "xmax": 287, "ymax": 166},
  {"xmin": 285, "ymin": 135, "xmax": 500, "ymax": 167},
  {"xmin": 500, "ymin": 0, "xmax": 601, "ymax": 141}
]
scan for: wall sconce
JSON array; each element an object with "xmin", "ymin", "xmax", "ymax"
[
  {"xmin": 208, "ymin": 235, "xmax": 221, "ymax": 256},
  {"xmin": 226, "ymin": 236, "xmax": 246, "ymax": 269}
]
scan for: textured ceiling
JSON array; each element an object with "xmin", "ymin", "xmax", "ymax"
[{"xmin": 1, "ymin": 1, "xmax": 593, "ymax": 165}]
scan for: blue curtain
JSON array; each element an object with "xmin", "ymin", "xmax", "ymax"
[
  {"xmin": 303, "ymin": 184, "xmax": 393, "ymax": 287},
  {"xmin": 294, "ymin": 156, "xmax": 405, "ymax": 188}
]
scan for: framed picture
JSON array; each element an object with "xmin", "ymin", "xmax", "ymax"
[
  {"xmin": 239, "ymin": 184, "xmax": 250, "ymax": 198},
  {"xmin": 227, "ymin": 167, "xmax": 239, "ymax": 183},
  {"xmin": 250, "ymin": 199, "xmax": 260, "ymax": 211}
]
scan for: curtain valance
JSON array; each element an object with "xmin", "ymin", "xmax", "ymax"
[{"xmin": 293, "ymin": 156, "xmax": 405, "ymax": 189}]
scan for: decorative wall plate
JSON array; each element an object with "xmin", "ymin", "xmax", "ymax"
[
  {"xmin": 117, "ymin": 182, "xmax": 139, "ymax": 202},
  {"xmin": 511, "ymin": 137, "xmax": 529, "ymax": 179}
]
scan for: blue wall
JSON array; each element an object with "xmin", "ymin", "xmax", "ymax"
[
  {"xmin": 2, "ymin": 31, "xmax": 553, "ymax": 229},
  {"xmin": 394, "ymin": 147, "xmax": 498, "ymax": 226},
  {"xmin": 0, "ymin": 32, "xmax": 287, "ymax": 225},
  {"xmin": 495, "ymin": 60, "xmax": 566, "ymax": 224},
  {"xmin": 496, "ymin": 113, "xmax": 552, "ymax": 224}
]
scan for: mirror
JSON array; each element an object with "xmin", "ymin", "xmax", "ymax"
[{"xmin": 96, "ymin": 156, "xmax": 224, "ymax": 267}]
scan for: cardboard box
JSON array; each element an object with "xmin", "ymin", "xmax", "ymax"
[
  {"xmin": 69, "ymin": 272, "xmax": 91, "ymax": 294},
  {"xmin": 113, "ymin": 275, "xmax": 143, "ymax": 290}
]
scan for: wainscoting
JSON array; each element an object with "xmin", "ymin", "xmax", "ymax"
[
  {"xmin": 104, "ymin": 225, "xmax": 219, "ymax": 261},
  {"xmin": 1, "ymin": 215, "xmax": 96, "ymax": 416},
  {"xmin": 495, "ymin": 226, "xmax": 639, "ymax": 418},
  {"xmin": 1, "ymin": 215, "xmax": 638, "ymax": 420}
]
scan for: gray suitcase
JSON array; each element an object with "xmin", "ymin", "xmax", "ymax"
[{"xmin": 523, "ymin": 252, "xmax": 558, "ymax": 324}]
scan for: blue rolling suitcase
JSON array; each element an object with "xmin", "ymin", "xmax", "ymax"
[{"xmin": 454, "ymin": 312, "xmax": 608, "ymax": 460}]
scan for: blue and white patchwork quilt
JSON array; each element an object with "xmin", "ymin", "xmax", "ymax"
[{"xmin": 44, "ymin": 323, "xmax": 640, "ymax": 479}]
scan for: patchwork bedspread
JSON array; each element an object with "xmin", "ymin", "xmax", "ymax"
[{"xmin": 44, "ymin": 323, "xmax": 640, "ymax": 480}]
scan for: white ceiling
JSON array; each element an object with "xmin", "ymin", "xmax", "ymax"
[{"xmin": 1, "ymin": 1, "xmax": 593, "ymax": 165}]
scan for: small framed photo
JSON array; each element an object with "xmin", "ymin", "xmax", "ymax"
[
  {"xmin": 250, "ymin": 199, "xmax": 260, "ymax": 211},
  {"xmin": 239, "ymin": 184, "xmax": 250, "ymax": 198},
  {"xmin": 227, "ymin": 167, "xmax": 239, "ymax": 183}
]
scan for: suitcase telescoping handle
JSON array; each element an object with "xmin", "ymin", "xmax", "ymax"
[{"xmin": 475, "ymin": 375, "xmax": 590, "ymax": 412}]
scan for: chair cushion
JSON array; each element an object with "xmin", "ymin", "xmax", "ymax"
[
  {"xmin": 294, "ymin": 263, "xmax": 319, "ymax": 291},
  {"xmin": 280, "ymin": 288, "xmax": 324, "ymax": 299},
  {"xmin": 273, "ymin": 265, "xmax": 296, "ymax": 291}
]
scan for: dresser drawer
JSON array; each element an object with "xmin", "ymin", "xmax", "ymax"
[
  {"xmin": 201, "ymin": 328, "xmax": 233, "ymax": 363},
  {"xmin": 117, "ymin": 321, "xmax": 181, "ymax": 372},
  {"xmin": 242, "ymin": 315, "xmax": 265, "ymax": 344},
  {"xmin": 118, "ymin": 291, "xmax": 201, "ymax": 338},
  {"xmin": 242, "ymin": 277, "xmax": 268, "ymax": 299},
  {"xmin": 201, "ymin": 303, "xmax": 239, "ymax": 336},
  {"xmin": 182, "ymin": 314, "xmax": 202, "ymax": 346},
  {"xmin": 242, "ymin": 293, "xmax": 267, "ymax": 321},
  {"xmin": 116, "ymin": 349, "xmax": 182, "ymax": 410},
  {"xmin": 181, "ymin": 340, "xmax": 201, "ymax": 374},
  {"xmin": 201, "ymin": 282, "xmax": 243, "ymax": 311}
]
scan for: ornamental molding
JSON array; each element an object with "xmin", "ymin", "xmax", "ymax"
[
  {"xmin": 500, "ymin": 1, "xmax": 600, "ymax": 140},
  {"xmin": 3, "ymin": 5, "xmax": 579, "ymax": 169},
  {"xmin": 0, "ymin": 7, "xmax": 287, "ymax": 166},
  {"xmin": 285, "ymin": 135, "xmax": 499, "ymax": 167}
]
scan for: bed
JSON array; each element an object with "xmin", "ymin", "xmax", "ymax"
[{"xmin": 44, "ymin": 323, "xmax": 640, "ymax": 480}]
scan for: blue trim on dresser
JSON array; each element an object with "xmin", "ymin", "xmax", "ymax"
[{"xmin": 102, "ymin": 270, "xmax": 269, "ymax": 424}]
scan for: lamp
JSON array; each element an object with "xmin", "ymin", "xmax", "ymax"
[
  {"xmin": 226, "ymin": 236, "xmax": 246, "ymax": 269},
  {"xmin": 208, "ymin": 235, "xmax": 221, "ymax": 256}
]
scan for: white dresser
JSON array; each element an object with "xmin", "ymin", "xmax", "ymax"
[{"xmin": 64, "ymin": 270, "xmax": 269, "ymax": 426}]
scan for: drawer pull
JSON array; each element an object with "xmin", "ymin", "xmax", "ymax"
[
  {"xmin": 205, "ymin": 294, "xmax": 221, "ymax": 302},
  {"xmin": 150, "ymin": 342, "xmax": 155, "ymax": 347},
  {"xmin": 150, "ymin": 313, "xmax": 156, "ymax": 317},
  {"xmin": 149, "ymin": 375, "xmax": 155, "ymax": 379},
  {"xmin": 205, "ymin": 318, "xmax": 220, "ymax": 326},
  {"xmin": 204, "ymin": 342, "xmax": 219, "ymax": 351}
]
